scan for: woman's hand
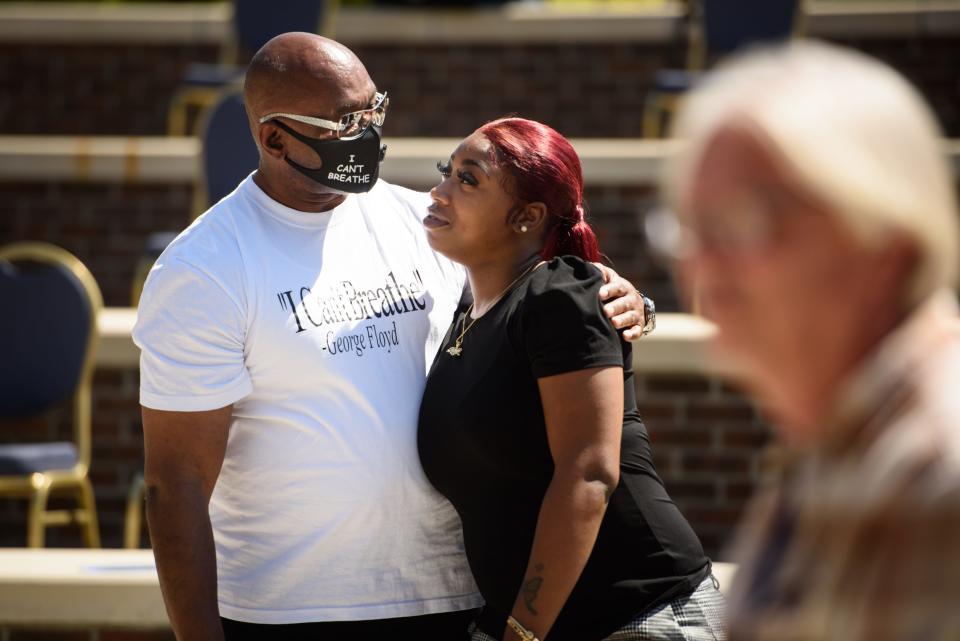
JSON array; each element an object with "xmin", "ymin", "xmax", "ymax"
[{"xmin": 593, "ymin": 264, "xmax": 653, "ymax": 341}]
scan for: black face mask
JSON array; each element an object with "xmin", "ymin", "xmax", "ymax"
[{"xmin": 271, "ymin": 120, "xmax": 387, "ymax": 194}]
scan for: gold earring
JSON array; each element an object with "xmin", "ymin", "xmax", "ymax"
[{"xmin": 520, "ymin": 225, "xmax": 528, "ymax": 233}]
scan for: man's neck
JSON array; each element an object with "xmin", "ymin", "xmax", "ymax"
[
  {"xmin": 253, "ymin": 169, "xmax": 346, "ymax": 213},
  {"xmin": 767, "ymin": 306, "xmax": 909, "ymax": 448}
]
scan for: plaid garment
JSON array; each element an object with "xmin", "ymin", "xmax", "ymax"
[
  {"xmin": 726, "ymin": 291, "xmax": 960, "ymax": 641},
  {"xmin": 470, "ymin": 575, "xmax": 725, "ymax": 641}
]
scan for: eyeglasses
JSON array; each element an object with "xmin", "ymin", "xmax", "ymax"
[
  {"xmin": 259, "ymin": 91, "xmax": 389, "ymax": 140},
  {"xmin": 645, "ymin": 189, "xmax": 789, "ymax": 261}
]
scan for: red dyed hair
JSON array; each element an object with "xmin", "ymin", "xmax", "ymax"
[{"xmin": 477, "ymin": 117, "xmax": 601, "ymax": 262}]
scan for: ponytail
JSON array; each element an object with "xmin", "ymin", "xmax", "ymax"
[{"xmin": 541, "ymin": 204, "xmax": 601, "ymax": 262}]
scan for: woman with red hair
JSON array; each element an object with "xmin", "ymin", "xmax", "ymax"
[{"xmin": 418, "ymin": 118, "xmax": 724, "ymax": 641}]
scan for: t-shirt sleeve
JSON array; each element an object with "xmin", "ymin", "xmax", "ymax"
[
  {"xmin": 133, "ymin": 256, "xmax": 252, "ymax": 411},
  {"xmin": 521, "ymin": 259, "xmax": 625, "ymax": 379}
]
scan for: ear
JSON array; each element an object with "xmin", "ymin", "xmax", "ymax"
[
  {"xmin": 869, "ymin": 231, "xmax": 920, "ymax": 310},
  {"xmin": 257, "ymin": 123, "xmax": 286, "ymax": 160},
  {"xmin": 512, "ymin": 202, "xmax": 548, "ymax": 234}
]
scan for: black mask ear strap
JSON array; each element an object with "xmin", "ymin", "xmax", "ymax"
[
  {"xmin": 267, "ymin": 119, "xmax": 327, "ymax": 148},
  {"xmin": 283, "ymin": 154, "xmax": 322, "ymax": 180},
  {"xmin": 266, "ymin": 119, "xmax": 328, "ymax": 178}
]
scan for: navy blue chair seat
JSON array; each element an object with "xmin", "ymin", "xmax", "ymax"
[
  {"xmin": 652, "ymin": 69, "xmax": 703, "ymax": 94},
  {"xmin": 0, "ymin": 443, "xmax": 78, "ymax": 475}
]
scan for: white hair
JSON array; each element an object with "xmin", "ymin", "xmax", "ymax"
[{"xmin": 663, "ymin": 40, "xmax": 959, "ymax": 306}]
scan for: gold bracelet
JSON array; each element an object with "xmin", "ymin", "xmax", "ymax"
[{"xmin": 506, "ymin": 615, "xmax": 541, "ymax": 641}]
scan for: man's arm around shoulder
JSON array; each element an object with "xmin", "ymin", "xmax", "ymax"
[{"xmin": 143, "ymin": 404, "xmax": 232, "ymax": 641}]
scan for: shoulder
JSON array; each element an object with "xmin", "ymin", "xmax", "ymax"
[
  {"xmin": 519, "ymin": 256, "xmax": 608, "ymax": 324},
  {"xmin": 891, "ymin": 334, "xmax": 960, "ymax": 501},
  {"xmin": 137, "ymin": 196, "xmax": 248, "ymax": 328},
  {"xmin": 526, "ymin": 256, "xmax": 604, "ymax": 300},
  {"xmin": 516, "ymin": 256, "xmax": 623, "ymax": 376},
  {"xmin": 364, "ymin": 179, "xmax": 431, "ymax": 214},
  {"xmin": 355, "ymin": 179, "xmax": 432, "ymax": 239},
  {"xmin": 377, "ymin": 179, "xmax": 430, "ymax": 203},
  {"xmin": 152, "ymin": 194, "xmax": 247, "ymax": 292}
]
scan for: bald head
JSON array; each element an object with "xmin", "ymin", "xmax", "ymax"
[{"xmin": 244, "ymin": 32, "xmax": 375, "ymax": 131}]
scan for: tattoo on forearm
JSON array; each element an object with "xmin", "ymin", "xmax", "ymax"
[{"xmin": 522, "ymin": 563, "xmax": 545, "ymax": 615}]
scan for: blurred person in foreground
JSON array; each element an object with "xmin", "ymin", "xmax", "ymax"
[
  {"xmin": 658, "ymin": 40, "xmax": 960, "ymax": 641},
  {"xmin": 418, "ymin": 117, "xmax": 724, "ymax": 641},
  {"xmin": 133, "ymin": 32, "xmax": 649, "ymax": 641}
]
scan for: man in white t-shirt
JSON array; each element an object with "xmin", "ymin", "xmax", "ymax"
[{"xmin": 135, "ymin": 33, "xmax": 651, "ymax": 641}]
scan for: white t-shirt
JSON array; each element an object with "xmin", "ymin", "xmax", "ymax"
[{"xmin": 133, "ymin": 174, "xmax": 481, "ymax": 623}]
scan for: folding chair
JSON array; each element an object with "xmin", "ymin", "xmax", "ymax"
[
  {"xmin": 192, "ymin": 87, "xmax": 261, "ymax": 219},
  {"xmin": 643, "ymin": 0, "xmax": 804, "ymax": 137},
  {"xmin": 168, "ymin": 0, "xmax": 338, "ymax": 135},
  {"xmin": 0, "ymin": 242, "xmax": 102, "ymax": 547}
]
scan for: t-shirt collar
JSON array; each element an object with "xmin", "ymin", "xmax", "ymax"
[{"xmin": 241, "ymin": 171, "xmax": 357, "ymax": 229}]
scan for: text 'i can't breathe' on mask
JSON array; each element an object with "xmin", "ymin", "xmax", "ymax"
[{"xmin": 272, "ymin": 120, "xmax": 388, "ymax": 194}]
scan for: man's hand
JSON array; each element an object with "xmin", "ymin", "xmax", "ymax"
[
  {"xmin": 594, "ymin": 263, "xmax": 651, "ymax": 342},
  {"xmin": 143, "ymin": 405, "xmax": 232, "ymax": 641}
]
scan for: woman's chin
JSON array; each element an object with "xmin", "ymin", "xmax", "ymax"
[
  {"xmin": 424, "ymin": 225, "xmax": 444, "ymax": 243},
  {"xmin": 425, "ymin": 228, "xmax": 460, "ymax": 261}
]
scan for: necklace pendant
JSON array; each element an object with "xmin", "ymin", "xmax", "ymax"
[{"xmin": 446, "ymin": 345, "xmax": 463, "ymax": 357}]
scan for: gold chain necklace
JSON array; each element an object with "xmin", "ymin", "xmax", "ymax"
[{"xmin": 446, "ymin": 260, "xmax": 542, "ymax": 357}]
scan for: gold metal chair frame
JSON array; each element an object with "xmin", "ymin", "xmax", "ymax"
[
  {"xmin": 642, "ymin": 0, "xmax": 806, "ymax": 138},
  {"xmin": 0, "ymin": 242, "xmax": 103, "ymax": 547},
  {"xmin": 124, "ymin": 472, "xmax": 146, "ymax": 548}
]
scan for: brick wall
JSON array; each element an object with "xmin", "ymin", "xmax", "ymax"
[
  {"xmin": 0, "ymin": 182, "xmax": 675, "ymax": 310},
  {"xmin": 638, "ymin": 374, "xmax": 774, "ymax": 556},
  {"xmin": 352, "ymin": 42, "xmax": 687, "ymax": 138},
  {"xmin": 0, "ymin": 175, "xmax": 751, "ymax": 556},
  {"xmin": 356, "ymin": 37, "xmax": 960, "ymax": 138},
  {"xmin": 0, "ymin": 367, "xmax": 775, "ymax": 562},
  {"xmin": 0, "ymin": 370, "xmax": 770, "ymax": 637},
  {"xmin": 1, "ymin": 179, "xmax": 744, "ymax": 554},
  {"xmin": 0, "ymin": 182, "xmax": 196, "ymax": 308},
  {"xmin": 0, "ymin": 178, "xmax": 956, "ymax": 558},
  {"xmin": 1, "ymin": 44, "xmax": 220, "ymax": 136},
  {"xmin": 2, "ymin": 37, "xmax": 959, "ymax": 137}
]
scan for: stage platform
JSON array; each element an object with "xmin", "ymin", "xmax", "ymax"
[{"xmin": 0, "ymin": 548, "xmax": 735, "ymax": 629}]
